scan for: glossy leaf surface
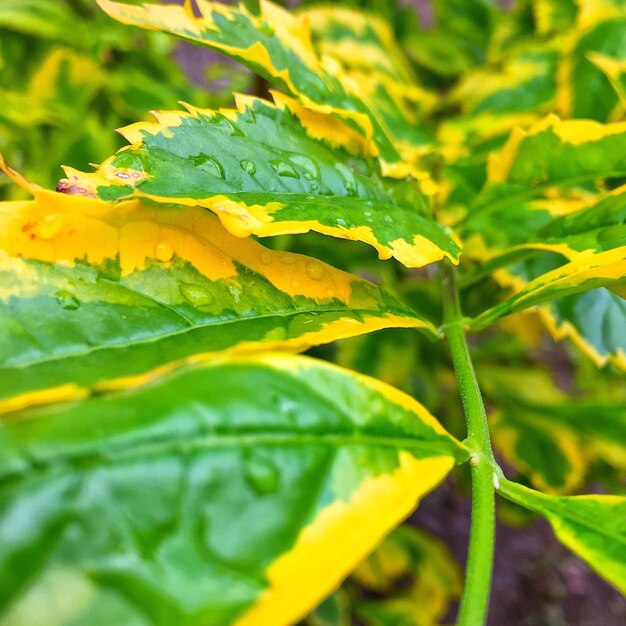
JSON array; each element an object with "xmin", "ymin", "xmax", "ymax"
[
  {"xmin": 0, "ymin": 186, "xmax": 434, "ymax": 408},
  {"xmin": 499, "ymin": 479, "xmax": 626, "ymax": 595},
  {"xmin": 58, "ymin": 97, "xmax": 460, "ymax": 268},
  {"xmin": 96, "ymin": 0, "xmax": 414, "ymax": 176},
  {"xmin": 0, "ymin": 353, "xmax": 466, "ymax": 626}
]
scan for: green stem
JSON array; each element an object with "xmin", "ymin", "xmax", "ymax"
[{"xmin": 441, "ymin": 263, "xmax": 497, "ymax": 626}]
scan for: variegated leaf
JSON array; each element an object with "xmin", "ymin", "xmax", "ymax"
[
  {"xmin": 480, "ymin": 367, "xmax": 626, "ymax": 492},
  {"xmin": 498, "ymin": 479, "xmax": 626, "ymax": 595},
  {"xmin": 300, "ymin": 6, "xmax": 438, "ymax": 167},
  {"xmin": 0, "ymin": 178, "xmax": 436, "ymax": 410},
  {"xmin": 0, "ymin": 353, "xmax": 467, "ymax": 626},
  {"xmin": 57, "ymin": 97, "xmax": 460, "ymax": 268},
  {"xmin": 470, "ymin": 248, "xmax": 626, "ymax": 330},
  {"xmin": 95, "ymin": 0, "xmax": 415, "ymax": 177},
  {"xmin": 488, "ymin": 253, "xmax": 626, "ymax": 371},
  {"xmin": 557, "ymin": 0, "xmax": 626, "ymax": 121},
  {"xmin": 461, "ymin": 116, "xmax": 626, "ymax": 262}
]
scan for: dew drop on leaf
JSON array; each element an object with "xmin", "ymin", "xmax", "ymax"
[
  {"xmin": 243, "ymin": 451, "xmax": 280, "ymax": 495},
  {"xmin": 240, "ymin": 159, "xmax": 257, "ymax": 175},
  {"xmin": 305, "ymin": 260, "xmax": 325, "ymax": 281},
  {"xmin": 289, "ymin": 154, "xmax": 319, "ymax": 180},
  {"xmin": 260, "ymin": 250, "xmax": 273, "ymax": 265},
  {"xmin": 154, "ymin": 240, "xmax": 174, "ymax": 263},
  {"xmin": 179, "ymin": 282, "xmax": 215, "ymax": 307},
  {"xmin": 334, "ymin": 163, "xmax": 357, "ymax": 196},
  {"xmin": 55, "ymin": 290, "xmax": 81, "ymax": 311},
  {"xmin": 189, "ymin": 153, "xmax": 225, "ymax": 179},
  {"xmin": 270, "ymin": 160, "xmax": 299, "ymax": 179}
]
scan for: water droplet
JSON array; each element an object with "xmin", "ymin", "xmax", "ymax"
[
  {"xmin": 336, "ymin": 218, "xmax": 348, "ymax": 228},
  {"xmin": 270, "ymin": 160, "xmax": 299, "ymax": 179},
  {"xmin": 34, "ymin": 214, "xmax": 64, "ymax": 240},
  {"xmin": 243, "ymin": 452, "xmax": 280, "ymax": 495},
  {"xmin": 189, "ymin": 153, "xmax": 225, "ymax": 179},
  {"xmin": 208, "ymin": 115, "xmax": 242, "ymax": 136},
  {"xmin": 240, "ymin": 159, "xmax": 257, "ymax": 175},
  {"xmin": 55, "ymin": 290, "xmax": 80, "ymax": 311},
  {"xmin": 289, "ymin": 155, "xmax": 319, "ymax": 180},
  {"xmin": 280, "ymin": 253, "xmax": 296, "ymax": 265},
  {"xmin": 154, "ymin": 240, "xmax": 174, "ymax": 263},
  {"xmin": 384, "ymin": 215, "xmax": 393, "ymax": 223},
  {"xmin": 260, "ymin": 250, "xmax": 273, "ymax": 265},
  {"xmin": 179, "ymin": 282, "xmax": 215, "ymax": 307},
  {"xmin": 305, "ymin": 260, "xmax": 325, "ymax": 281},
  {"xmin": 116, "ymin": 171, "xmax": 130, "ymax": 179},
  {"xmin": 309, "ymin": 182, "xmax": 319, "ymax": 191},
  {"xmin": 335, "ymin": 163, "xmax": 357, "ymax": 196}
]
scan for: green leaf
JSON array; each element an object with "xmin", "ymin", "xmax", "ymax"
[
  {"xmin": 96, "ymin": 0, "xmax": 413, "ymax": 177},
  {"xmin": 532, "ymin": 0, "xmax": 578, "ymax": 35},
  {"xmin": 353, "ymin": 525, "xmax": 462, "ymax": 626},
  {"xmin": 487, "ymin": 254, "xmax": 626, "ymax": 371},
  {"xmin": 0, "ymin": 0, "xmax": 79, "ymax": 41},
  {"xmin": 58, "ymin": 97, "xmax": 460, "ymax": 268},
  {"xmin": 471, "ymin": 116, "xmax": 626, "ymax": 221},
  {"xmin": 480, "ymin": 366, "xmax": 626, "ymax": 491},
  {"xmin": 557, "ymin": 4, "xmax": 626, "ymax": 121},
  {"xmin": 588, "ymin": 51, "xmax": 626, "ymax": 107},
  {"xmin": 300, "ymin": 6, "xmax": 438, "ymax": 163},
  {"xmin": 406, "ymin": 0, "xmax": 496, "ymax": 78},
  {"xmin": 0, "ymin": 353, "xmax": 467, "ymax": 626},
  {"xmin": 0, "ymin": 182, "xmax": 436, "ymax": 409},
  {"xmin": 470, "ymin": 247, "xmax": 626, "ymax": 330},
  {"xmin": 498, "ymin": 479, "xmax": 626, "ymax": 595}
]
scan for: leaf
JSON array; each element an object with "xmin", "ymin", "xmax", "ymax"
[
  {"xmin": 0, "ymin": 353, "xmax": 467, "ymax": 626},
  {"xmin": 0, "ymin": 179, "xmax": 436, "ymax": 410},
  {"xmin": 406, "ymin": 0, "xmax": 497, "ymax": 78},
  {"xmin": 532, "ymin": 0, "xmax": 578, "ymax": 35},
  {"xmin": 557, "ymin": 3, "xmax": 626, "ymax": 121},
  {"xmin": 58, "ymin": 96, "xmax": 460, "ymax": 268},
  {"xmin": 588, "ymin": 52, "xmax": 626, "ymax": 108},
  {"xmin": 300, "ymin": 6, "xmax": 438, "ymax": 165},
  {"xmin": 480, "ymin": 115, "xmax": 626, "ymax": 205},
  {"xmin": 0, "ymin": 0, "xmax": 79, "ymax": 41},
  {"xmin": 480, "ymin": 367, "xmax": 626, "ymax": 492},
  {"xmin": 498, "ymin": 479, "xmax": 626, "ymax": 595},
  {"xmin": 488, "ymin": 254, "xmax": 626, "ymax": 371},
  {"xmin": 95, "ymin": 0, "xmax": 412, "ymax": 176},
  {"xmin": 461, "ymin": 116, "xmax": 626, "ymax": 262},
  {"xmin": 306, "ymin": 592, "xmax": 350, "ymax": 626},
  {"xmin": 28, "ymin": 47, "xmax": 102, "ymax": 117},
  {"xmin": 353, "ymin": 525, "xmax": 462, "ymax": 626}
]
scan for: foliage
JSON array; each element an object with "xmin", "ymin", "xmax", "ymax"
[
  {"xmin": 1, "ymin": 0, "xmax": 625, "ymax": 625},
  {"xmin": 0, "ymin": 0, "xmax": 249, "ymax": 198}
]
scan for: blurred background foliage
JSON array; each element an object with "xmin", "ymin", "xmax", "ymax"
[
  {"xmin": 0, "ymin": 0, "xmax": 251, "ymax": 198},
  {"xmin": 2, "ymin": 0, "xmax": 625, "ymax": 624}
]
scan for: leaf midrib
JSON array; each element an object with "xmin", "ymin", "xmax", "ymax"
[
  {"xmin": 2, "ymin": 431, "xmax": 455, "ymax": 487},
  {"xmin": 1, "ymin": 306, "xmax": 417, "ymax": 372}
]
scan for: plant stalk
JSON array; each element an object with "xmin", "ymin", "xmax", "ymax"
[{"xmin": 441, "ymin": 263, "xmax": 497, "ymax": 626}]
